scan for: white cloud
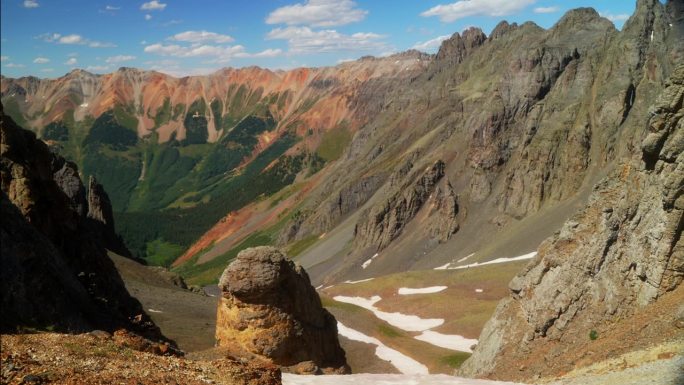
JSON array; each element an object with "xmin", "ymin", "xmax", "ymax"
[
  {"xmin": 88, "ymin": 41, "xmax": 117, "ymax": 48},
  {"xmin": 105, "ymin": 55, "xmax": 136, "ymax": 63},
  {"xmin": 37, "ymin": 33, "xmax": 116, "ymax": 48},
  {"xmin": 59, "ymin": 34, "xmax": 84, "ymax": 44},
  {"xmin": 105, "ymin": 5, "xmax": 120, "ymax": 11},
  {"xmin": 422, "ymin": 0, "xmax": 536, "ymax": 23},
  {"xmin": 534, "ymin": 6, "xmax": 558, "ymax": 14},
  {"xmin": 267, "ymin": 0, "xmax": 367, "ymax": 27},
  {"xmin": 411, "ymin": 34, "xmax": 451, "ymax": 52},
  {"xmin": 86, "ymin": 65, "xmax": 111, "ymax": 73},
  {"xmin": 144, "ymin": 43, "xmax": 246, "ymax": 61},
  {"xmin": 5, "ymin": 63, "xmax": 26, "ymax": 68},
  {"xmin": 267, "ymin": 26, "xmax": 387, "ymax": 53},
  {"xmin": 170, "ymin": 30, "xmax": 234, "ymax": 44},
  {"xmin": 33, "ymin": 57, "xmax": 50, "ymax": 64},
  {"xmin": 600, "ymin": 12, "xmax": 630, "ymax": 23},
  {"xmin": 0, "ymin": 56, "xmax": 8, "ymax": 62},
  {"xmin": 235, "ymin": 48, "xmax": 283, "ymax": 59},
  {"xmin": 140, "ymin": 1, "xmax": 166, "ymax": 11},
  {"xmin": 37, "ymin": 33, "xmax": 62, "ymax": 42},
  {"xmin": 64, "ymin": 57, "xmax": 78, "ymax": 65},
  {"xmin": 145, "ymin": 14, "xmax": 152, "ymax": 20},
  {"xmin": 23, "ymin": 0, "xmax": 39, "ymax": 8}
]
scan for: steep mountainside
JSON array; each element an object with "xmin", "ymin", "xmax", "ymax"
[
  {"xmin": 2, "ymin": 1, "xmax": 681, "ymax": 297},
  {"xmin": 460, "ymin": 64, "xmax": 684, "ymax": 381},
  {"xmin": 0, "ymin": 52, "xmax": 428, "ymax": 265},
  {"xmin": 0, "ymin": 106, "xmax": 160, "ymax": 338}
]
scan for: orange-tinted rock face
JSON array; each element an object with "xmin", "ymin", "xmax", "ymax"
[
  {"xmin": 216, "ymin": 247, "xmax": 350, "ymax": 375},
  {"xmin": 0, "ymin": 52, "xmax": 430, "ymax": 143}
]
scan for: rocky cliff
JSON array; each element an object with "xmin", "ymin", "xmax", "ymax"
[
  {"xmin": 459, "ymin": 63, "xmax": 683, "ymax": 382},
  {"xmin": 0, "ymin": 104, "xmax": 159, "ymax": 337},
  {"xmin": 216, "ymin": 247, "xmax": 349, "ymax": 374}
]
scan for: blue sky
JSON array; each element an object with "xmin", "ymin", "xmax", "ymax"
[{"xmin": 1, "ymin": 1, "xmax": 639, "ymax": 78}]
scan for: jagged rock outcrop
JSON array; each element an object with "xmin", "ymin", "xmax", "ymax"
[
  {"xmin": 436, "ymin": 28, "xmax": 487, "ymax": 63},
  {"xmin": 354, "ymin": 160, "xmax": 446, "ymax": 251},
  {"xmin": 427, "ymin": 179, "xmax": 460, "ymax": 243},
  {"xmin": 459, "ymin": 65, "xmax": 684, "ymax": 381},
  {"xmin": 215, "ymin": 247, "xmax": 349, "ymax": 374},
  {"xmin": 0, "ymin": 105, "xmax": 160, "ymax": 338},
  {"xmin": 86, "ymin": 175, "xmax": 131, "ymax": 257}
]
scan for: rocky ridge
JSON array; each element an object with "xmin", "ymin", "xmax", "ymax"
[
  {"xmin": 459, "ymin": 63, "xmax": 684, "ymax": 381},
  {"xmin": 216, "ymin": 247, "xmax": 349, "ymax": 374},
  {"xmin": 0, "ymin": 104, "xmax": 158, "ymax": 337}
]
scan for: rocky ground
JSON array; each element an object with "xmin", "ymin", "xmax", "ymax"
[{"xmin": 0, "ymin": 332, "xmax": 280, "ymax": 385}]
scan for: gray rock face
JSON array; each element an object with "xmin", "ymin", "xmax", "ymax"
[
  {"xmin": 52, "ymin": 158, "xmax": 86, "ymax": 217},
  {"xmin": 216, "ymin": 247, "xmax": 349, "ymax": 374},
  {"xmin": 87, "ymin": 175, "xmax": 115, "ymax": 228},
  {"xmin": 459, "ymin": 64, "xmax": 684, "ymax": 381},
  {"xmin": 86, "ymin": 175, "xmax": 131, "ymax": 257},
  {"xmin": 427, "ymin": 180, "xmax": 460, "ymax": 243},
  {"xmin": 354, "ymin": 160, "xmax": 446, "ymax": 251}
]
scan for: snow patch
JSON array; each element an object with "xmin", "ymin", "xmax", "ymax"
[
  {"xmin": 434, "ymin": 253, "xmax": 474, "ymax": 270},
  {"xmin": 437, "ymin": 252, "xmax": 537, "ymax": 270},
  {"xmin": 343, "ymin": 278, "xmax": 374, "ymax": 284},
  {"xmin": 283, "ymin": 373, "xmax": 527, "ymax": 385},
  {"xmin": 315, "ymin": 285, "xmax": 323, "ymax": 290},
  {"xmin": 362, "ymin": 253, "xmax": 379, "ymax": 269},
  {"xmin": 147, "ymin": 308, "xmax": 162, "ymax": 313},
  {"xmin": 80, "ymin": 102, "xmax": 89, "ymax": 108},
  {"xmin": 398, "ymin": 286, "xmax": 447, "ymax": 295},
  {"xmin": 414, "ymin": 330, "xmax": 478, "ymax": 353},
  {"xmin": 333, "ymin": 295, "xmax": 443, "ymax": 332},
  {"xmin": 337, "ymin": 322, "xmax": 428, "ymax": 375},
  {"xmin": 475, "ymin": 289, "xmax": 484, "ymax": 293}
]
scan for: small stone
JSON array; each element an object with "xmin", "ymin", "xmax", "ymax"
[{"xmin": 22, "ymin": 374, "xmax": 43, "ymax": 384}]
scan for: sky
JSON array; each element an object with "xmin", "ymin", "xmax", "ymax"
[{"xmin": 0, "ymin": 0, "xmax": 640, "ymax": 78}]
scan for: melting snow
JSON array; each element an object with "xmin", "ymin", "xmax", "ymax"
[
  {"xmin": 333, "ymin": 295, "xmax": 444, "ymax": 331},
  {"xmin": 147, "ymin": 309, "xmax": 162, "ymax": 313},
  {"xmin": 283, "ymin": 373, "xmax": 527, "ymax": 385},
  {"xmin": 343, "ymin": 278, "xmax": 375, "ymax": 284},
  {"xmin": 337, "ymin": 322, "xmax": 428, "ymax": 375},
  {"xmin": 362, "ymin": 253, "xmax": 379, "ymax": 269},
  {"xmin": 414, "ymin": 330, "xmax": 478, "ymax": 353},
  {"xmin": 79, "ymin": 102, "xmax": 89, "ymax": 108},
  {"xmin": 398, "ymin": 286, "xmax": 447, "ymax": 295},
  {"xmin": 436, "ymin": 252, "xmax": 537, "ymax": 270},
  {"xmin": 475, "ymin": 289, "xmax": 484, "ymax": 293}
]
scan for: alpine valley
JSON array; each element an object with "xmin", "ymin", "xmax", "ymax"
[{"xmin": 1, "ymin": 1, "xmax": 683, "ymax": 384}]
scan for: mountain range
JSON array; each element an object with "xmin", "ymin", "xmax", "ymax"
[{"xmin": 1, "ymin": 0, "xmax": 682, "ymax": 383}]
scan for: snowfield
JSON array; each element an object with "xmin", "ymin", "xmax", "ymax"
[
  {"xmin": 362, "ymin": 253, "xmax": 380, "ymax": 269},
  {"xmin": 337, "ymin": 322, "xmax": 428, "ymax": 374},
  {"xmin": 343, "ymin": 278, "xmax": 375, "ymax": 284},
  {"xmin": 333, "ymin": 295, "xmax": 444, "ymax": 331},
  {"xmin": 398, "ymin": 286, "xmax": 447, "ymax": 295},
  {"xmin": 435, "ymin": 252, "xmax": 537, "ymax": 270},
  {"xmin": 283, "ymin": 373, "xmax": 527, "ymax": 385},
  {"xmin": 414, "ymin": 330, "xmax": 478, "ymax": 353}
]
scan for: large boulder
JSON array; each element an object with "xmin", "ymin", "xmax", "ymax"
[{"xmin": 216, "ymin": 246, "xmax": 349, "ymax": 374}]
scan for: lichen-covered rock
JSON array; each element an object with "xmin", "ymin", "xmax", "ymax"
[{"xmin": 216, "ymin": 246, "xmax": 349, "ymax": 374}]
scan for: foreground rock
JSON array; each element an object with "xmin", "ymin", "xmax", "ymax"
[
  {"xmin": 216, "ymin": 247, "xmax": 350, "ymax": 374},
  {"xmin": 0, "ymin": 332, "xmax": 280, "ymax": 385}
]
